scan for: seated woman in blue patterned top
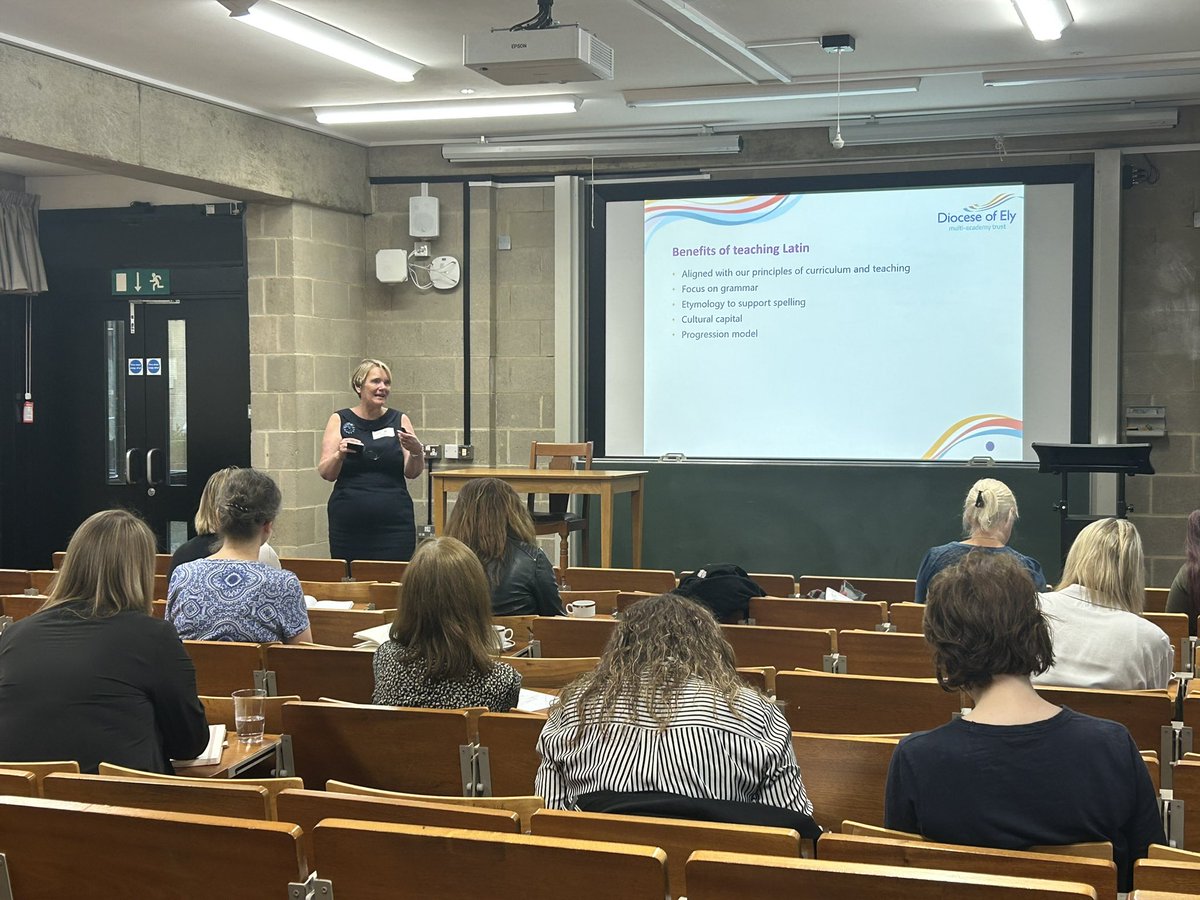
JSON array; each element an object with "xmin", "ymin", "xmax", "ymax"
[
  {"xmin": 373, "ymin": 536, "xmax": 521, "ymax": 712},
  {"xmin": 167, "ymin": 468, "xmax": 311, "ymax": 644}
]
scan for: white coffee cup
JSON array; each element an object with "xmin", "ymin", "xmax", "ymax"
[
  {"xmin": 566, "ymin": 599, "xmax": 596, "ymax": 618},
  {"xmin": 492, "ymin": 624, "xmax": 514, "ymax": 648}
]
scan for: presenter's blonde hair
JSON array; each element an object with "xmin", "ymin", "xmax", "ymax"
[
  {"xmin": 962, "ymin": 478, "xmax": 1018, "ymax": 539},
  {"xmin": 351, "ymin": 359, "xmax": 392, "ymax": 396},
  {"xmin": 1057, "ymin": 517, "xmax": 1145, "ymax": 613}
]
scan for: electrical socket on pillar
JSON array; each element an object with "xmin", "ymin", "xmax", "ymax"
[
  {"xmin": 412, "ymin": 241, "xmax": 431, "ymax": 258},
  {"xmin": 417, "ymin": 524, "xmax": 436, "ymax": 540}
]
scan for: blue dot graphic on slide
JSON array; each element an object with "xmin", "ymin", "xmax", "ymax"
[{"xmin": 985, "ymin": 441, "xmax": 996, "ymax": 451}]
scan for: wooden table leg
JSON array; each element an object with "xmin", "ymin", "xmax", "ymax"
[
  {"xmin": 630, "ymin": 479, "xmax": 644, "ymax": 568},
  {"xmin": 433, "ymin": 480, "xmax": 448, "ymax": 535},
  {"xmin": 600, "ymin": 486, "xmax": 615, "ymax": 569}
]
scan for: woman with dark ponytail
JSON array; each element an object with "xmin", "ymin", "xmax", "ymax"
[
  {"xmin": 167, "ymin": 468, "xmax": 312, "ymax": 644},
  {"xmin": 1167, "ymin": 510, "xmax": 1200, "ymax": 635}
]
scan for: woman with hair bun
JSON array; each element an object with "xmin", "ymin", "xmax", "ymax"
[
  {"xmin": 1167, "ymin": 510, "xmax": 1200, "ymax": 635},
  {"xmin": 167, "ymin": 468, "xmax": 312, "ymax": 644},
  {"xmin": 168, "ymin": 466, "xmax": 281, "ymax": 578},
  {"xmin": 319, "ymin": 359, "xmax": 425, "ymax": 562},
  {"xmin": 886, "ymin": 551, "xmax": 1162, "ymax": 891},
  {"xmin": 914, "ymin": 477, "xmax": 1048, "ymax": 602}
]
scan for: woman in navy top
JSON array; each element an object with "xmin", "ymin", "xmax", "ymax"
[{"xmin": 319, "ymin": 359, "xmax": 425, "ymax": 562}]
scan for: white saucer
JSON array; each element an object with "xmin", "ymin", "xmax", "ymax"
[{"xmin": 500, "ymin": 640, "xmax": 515, "ymax": 651}]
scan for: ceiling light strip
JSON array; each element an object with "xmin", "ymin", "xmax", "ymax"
[
  {"xmin": 314, "ymin": 96, "xmax": 581, "ymax": 125},
  {"xmin": 221, "ymin": 0, "xmax": 421, "ymax": 82},
  {"xmin": 624, "ymin": 77, "xmax": 921, "ymax": 107},
  {"xmin": 1010, "ymin": 0, "xmax": 1074, "ymax": 41},
  {"xmin": 442, "ymin": 134, "xmax": 743, "ymax": 162},
  {"xmin": 984, "ymin": 59, "xmax": 1200, "ymax": 87}
]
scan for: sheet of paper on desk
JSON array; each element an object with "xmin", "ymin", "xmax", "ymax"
[
  {"xmin": 305, "ymin": 597, "xmax": 355, "ymax": 610},
  {"xmin": 517, "ymin": 689, "xmax": 557, "ymax": 713},
  {"xmin": 352, "ymin": 622, "xmax": 392, "ymax": 647},
  {"xmin": 824, "ymin": 587, "xmax": 852, "ymax": 602},
  {"xmin": 172, "ymin": 724, "xmax": 227, "ymax": 768}
]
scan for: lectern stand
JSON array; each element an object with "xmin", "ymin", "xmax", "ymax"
[{"xmin": 1031, "ymin": 443, "xmax": 1154, "ymax": 562}]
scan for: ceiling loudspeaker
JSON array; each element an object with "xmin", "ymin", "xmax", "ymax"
[{"xmin": 409, "ymin": 196, "xmax": 440, "ymax": 238}]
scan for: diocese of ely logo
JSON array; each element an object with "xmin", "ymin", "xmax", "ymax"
[{"xmin": 963, "ymin": 193, "xmax": 1019, "ymax": 212}]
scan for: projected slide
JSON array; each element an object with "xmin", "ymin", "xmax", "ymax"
[{"xmin": 640, "ymin": 186, "xmax": 1025, "ymax": 460}]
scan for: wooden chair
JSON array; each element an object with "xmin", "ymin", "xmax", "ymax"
[
  {"xmin": 506, "ymin": 655, "xmax": 598, "ymax": 689},
  {"xmin": 837, "ymin": 629, "xmax": 937, "ymax": 678},
  {"xmin": 311, "ymin": 820, "xmax": 668, "ymax": 900},
  {"xmin": 43, "ymin": 772, "xmax": 272, "ymax": 819},
  {"xmin": 1143, "ymin": 611, "xmax": 1190, "ymax": 672},
  {"xmin": 306, "ymin": 606, "xmax": 388, "ymax": 647},
  {"xmin": 300, "ymin": 579, "xmax": 376, "ymax": 602},
  {"xmin": 819, "ymin": 832, "xmax": 1117, "ymax": 900},
  {"xmin": 280, "ymin": 701, "xmax": 472, "ymax": 795},
  {"xmin": 561, "ymin": 589, "xmax": 621, "ymax": 615},
  {"xmin": 95, "ymin": 762, "xmax": 302, "ymax": 817},
  {"xmin": 1169, "ymin": 758, "xmax": 1200, "ymax": 850},
  {"xmin": 51, "ymin": 551, "xmax": 67, "ymax": 569},
  {"xmin": 1035, "ymin": 684, "xmax": 1173, "ymax": 753},
  {"xmin": 0, "ymin": 768, "xmax": 37, "ymax": 797},
  {"xmin": 326, "ymin": 779, "xmax": 543, "ymax": 832},
  {"xmin": 888, "ymin": 602, "xmax": 925, "ymax": 633},
  {"xmin": 685, "ymin": 851, "xmax": 1097, "ymax": 900},
  {"xmin": 151, "ymin": 599, "xmax": 167, "ymax": 618},
  {"xmin": 277, "ymin": 787, "xmax": 520, "ymax": 860},
  {"xmin": 747, "ymin": 573, "xmax": 797, "ymax": 597},
  {"xmin": 0, "ymin": 569, "xmax": 32, "ymax": 594},
  {"xmin": 617, "ymin": 591, "xmax": 657, "ymax": 613},
  {"xmin": 0, "ymin": 796, "xmax": 305, "ymax": 897},
  {"xmin": 279, "ymin": 556, "xmax": 349, "ymax": 581},
  {"xmin": 776, "ymin": 670, "xmax": 963, "ymax": 734},
  {"xmin": 183, "ymin": 639, "xmax": 267, "ymax": 696},
  {"xmin": 531, "ymin": 616, "xmax": 618, "ymax": 657},
  {"xmin": 1141, "ymin": 750, "xmax": 1161, "ymax": 792},
  {"xmin": 264, "ymin": 643, "xmax": 375, "ymax": 703},
  {"xmin": 841, "ymin": 821, "xmax": 1115, "ymax": 860},
  {"xmin": 789, "ymin": 732, "xmax": 900, "ymax": 831},
  {"xmin": 1148, "ymin": 843, "xmax": 1200, "ymax": 862},
  {"xmin": 0, "ymin": 593, "xmax": 45, "ymax": 621},
  {"xmin": 737, "ymin": 666, "xmax": 777, "ymax": 695},
  {"xmin": 1145, "ymin": 587, "xmax": 1169, "ymax": 614},
  {"xmin": 367, "ymin": 581, "xmax": 402, "ymax": 609},
  {"xmin": 532, "ymin": 808, "xmax": 803, "ymax": 900},
  {"xmin": 476, "ymin": 712, "xmax": 546, "ymax": 798},
  {"xmin": 494, "ymin": 614, "xmax": 538, "ymax": 642},
  {"xmin": 1134, "ymin": 858, "xmax": 1200, "ymax": 895},
  {"xmin": 720, "ymin": 624, "xmax": 837, "ymax": 671},
  {"xmin": 530, "ymin": 441, "xmax": 593, "ymax": 576},
  {"xmin": 154, "ymin": 573, "xmax": 169, "ymax": 599},
  {"xmin": 155, "ymin": 553, "xmax": 173, "ymax": 576},
  {"xmin": 0, "ymin": 759, "xmax": 80, "ymax": 793},
  {"xmin": 563, "ymin": 566, "xmax": 676, "ymax": 594},
  {"xmin": 350, "ymin": 559, "xmax": 408, "ymax": 582},
  {"xmin": 796, "ymin": 575, "xmax": 920, "ymax": 604},
  {"xmin": 202, "ymin": 694, "xmax": 300, "ymax": 734},
  {"xmin": 748, "ymin": 597, "xmax": 888, "ymax": 631},
  {"xmin": 28, "ymin": 569, "xmax": 57, "ymax": 593}
]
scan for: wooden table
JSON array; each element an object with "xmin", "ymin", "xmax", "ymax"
[
  {"xmin": 176, "ymin": 735, "xmax": 281, "ymax": 779},
  {"xmin": 432, "ymin": 467, "xmax": 647, "ymax": 568}
]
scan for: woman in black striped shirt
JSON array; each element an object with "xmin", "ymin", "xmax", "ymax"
[{"xmin": 535, "ymin": 592, "xmax": 811, "ymax": 813}]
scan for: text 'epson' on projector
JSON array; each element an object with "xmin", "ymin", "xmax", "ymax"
[{"xmin": 463, "ymin": 25, "xmax": 614, "ymax": 85}]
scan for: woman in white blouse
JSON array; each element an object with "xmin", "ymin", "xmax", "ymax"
[
  {"xmin": 1033, "ymin": 518, "xmax": 1173, "ymax": 691},
  {"xmin": 535, "ymin": 592, "xmax": 811, "ymax": 814}
]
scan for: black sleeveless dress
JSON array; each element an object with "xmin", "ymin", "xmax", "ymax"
[{"xmin": 327, "ymin": 408, "xmax": 416, "ymax": 562}]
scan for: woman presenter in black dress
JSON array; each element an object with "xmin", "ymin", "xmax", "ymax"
[{"xmin": 319, "ymin": 359, "xmax": 425, "ymax": 561}]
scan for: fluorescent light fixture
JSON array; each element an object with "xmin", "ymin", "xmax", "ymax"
[
  {"xmin": 624, "ymin": 77, "xmax": 921, "ymax": 108},
  {"xmin": 832, "ymin": 107, "xmax": 1177, "ymax": 146},
  {"xmin": 985, "ymin": 58, "xmax": 1200, "ymax": 87},
  {"xmin": 218, "ymin": 0, "xmax": 421, "ymax": 82},
  {"xmin": 315, "ymin": 96, "xmax": 581, "ymax": 124},
  {"xmin": 1010, "ymin": 0, "xmax": 1074, "ymax": 41},
  {"xmin": 442, "ymin": 134, "xmax": 742, "ymax": 162}
]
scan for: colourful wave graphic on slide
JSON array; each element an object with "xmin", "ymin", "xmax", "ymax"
[
  {"xmin": 923, "ymin": 414, "xmax": 1024, "ymax": 460},
  {"xmin": 644, "ymin": 195, "xmax": 802, "ymax": 246},
  {"xmin": 963, "ymin": 192, "xmax": 1020, "ymax": 212}
]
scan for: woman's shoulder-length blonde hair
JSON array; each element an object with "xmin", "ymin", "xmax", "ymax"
[
  {"xmin": 559, "ymin": 592, "xmax": 752, "ymax": 732},
  {"xmin": 194, "ymin": 466, "xmax": 238, "ymax": 534},
  {"xmin": 444, "ymin": 477, "xmax": 536, "ymax": 579},
  {"xmin": 1057, "ymin": 517, "xmax": 1145, "ymax": 613},
  {"xmin": 43, "ymin": 509, "xmax": 156, "ymax": 617},
  {"xmin": 388, "ymin": 536, "xmax": 497, "ymax": 680}
]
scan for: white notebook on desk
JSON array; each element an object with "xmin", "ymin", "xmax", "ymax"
[
  {"xmin": 172, "ymin": 724, "xmax": 226, "ymax": 768},
  {"xmin": 352, "ymin": 622, "xmax": 392, "ymax": 647}
]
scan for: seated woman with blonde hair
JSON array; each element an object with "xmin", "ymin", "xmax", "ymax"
[
  {"xmin": 168, "ymin": 466, "xmax": 281, "ymax": 578},
  {"xmin": 1033, "ymin": 517, "xmax": 1172, "ymax": 691},
  {"xmin": 373, "ymin": 536, "xmax": 521, "ymax": 712},
  {"xmin": 886, "ymin": 551, "xmax": 1163, "ymax": 891},
  {"xmin": 536, "ymin": 592, "xmax": 811, "ymax": 819}
]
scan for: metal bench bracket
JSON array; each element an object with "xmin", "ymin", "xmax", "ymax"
[
  {"xmin": 822, "ymin": 653, "xmax": 846, "ymax": 674},
  {"xmin": 254, "ymin": 669, "xmax": 278, "ymax": 695},
  {"xmin": 288, "ymin": 872, "xmax": 334, "ymax": 899},
  {"xmin": 0, "ymin": 852, "xmax": 12, "ymax": 900},
  {"xmin": 474, "ymin": 745, "xmax": 493, "ymax": 797},
  {"xmin": 277, "ymin": 733, "xmax": 295, "ymax": 778}
]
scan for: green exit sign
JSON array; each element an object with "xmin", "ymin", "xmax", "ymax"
[{"xmin": 111, "ymin": 268, "xmax": 170, "ymax": 295}]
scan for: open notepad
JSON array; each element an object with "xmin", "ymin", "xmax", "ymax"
[
  {"xmin": 352, "ymin": 622, "xmax": 392, "ymax": 648},
  {"xmin": 516, "ymin": 689, "xmax": 557, "ymax": 713},
  {"xmin": 172, "ymin": 724, "xmax": 227, "ymax": 768}
]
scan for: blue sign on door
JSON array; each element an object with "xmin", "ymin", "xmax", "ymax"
[
  {"xmin": 128, "ymin": 358, "xmax": 144, "ymax": 376},
  {"xmin": 146, "ymin": 358, "xmax": 162, "ymax": 376}
]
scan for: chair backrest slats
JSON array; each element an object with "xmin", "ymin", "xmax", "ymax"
[
  {"xmin": 43, "ymin": 772, "xmax": 272, "ymax": 820},
  {"xmin": 266, "ymin": 644, "xmax": 375, "ymax": 703},
  {"xmin": 788, "ymin": 732, "xmax": 900, "ymax": 832},
  {"xmin": 279, "ymin": 557, "xmax": 350, "ymax": 581},
  {"xmin": 183, "ymin": 640, "xmax": 267, "ymax": 696},
  {"xmin": 306, "ymin": 606, "xmax": 388, "ymax": 647},
  {"xmin": 477, "ymin": 713, "xmax": 547, "ymax": 796},
  {"xmin": 776, "ymin": 670, "xmax": 963, "ymax": 735},
  {"xmin": 563, "ymin": 567, "xmax": 677, "ymax": 593},
  {"xmin": 837, "ymin": 630, "xmax": 937, "ymax": 678},
  {"xmin": 749, "ymin": 597, "xmax": 888, "ymax": 632},
  {"xmin": 720, "ymin": 625, "xmax": 836, "ymax": 671}
]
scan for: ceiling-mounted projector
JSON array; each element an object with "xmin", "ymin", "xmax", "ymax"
[{"xmin": 464, "ymin": 25, "xmax": 614, "ymax": 85}]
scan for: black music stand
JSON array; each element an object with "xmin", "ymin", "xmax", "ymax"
[{"xmin": 1032, "ymin": 443, "xmax": 1154, "ymax": 561}]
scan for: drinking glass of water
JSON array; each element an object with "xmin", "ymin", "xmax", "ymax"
[{"xmin": 232, "ymin": 688, "xmax": 267, "ymax": 744}]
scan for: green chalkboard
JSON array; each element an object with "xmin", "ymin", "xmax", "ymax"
[{"xmin": 585, "ymin": 461, "xmax": 1073, "ymax": 585}]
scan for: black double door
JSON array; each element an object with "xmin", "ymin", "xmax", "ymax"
[{"xmin": 0, "ymin": 205, "xmax": 250, "ymax": 565}]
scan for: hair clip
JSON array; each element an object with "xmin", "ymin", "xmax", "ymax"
[{"xmin": 975, "ymin": 490, "xmax": 985, "ymax": 509}]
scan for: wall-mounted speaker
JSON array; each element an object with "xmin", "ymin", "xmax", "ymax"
[{"xmin": 409, "ymin": 196, "xmax": 440, "ymax": 238}]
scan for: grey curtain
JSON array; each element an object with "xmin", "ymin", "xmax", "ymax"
[{"xmin": 0, "ymin": 190, "xmax": 48, "ymax": 294}]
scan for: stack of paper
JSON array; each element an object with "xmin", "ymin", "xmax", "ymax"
[
  {"xmin": 172, "ymin": 724, "xmax": 227, "ymax": 768},
  {"xmin": 352, "ymin": 622, "xmax": 392, "ymax": 648}
]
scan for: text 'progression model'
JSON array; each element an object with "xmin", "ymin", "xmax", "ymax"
[{"xmin": 659, "ymin": 257, "xmax": 913, "ymax": 342}]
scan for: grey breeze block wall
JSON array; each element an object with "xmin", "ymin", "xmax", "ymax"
[{"xmin": 1123, "ymin": 150, "xmax": 1200, "ymax": 587}]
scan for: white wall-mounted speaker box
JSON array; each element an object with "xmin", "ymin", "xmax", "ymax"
[
  {"xmin": 375, "ymin": 248, "xmax": 409, "ymax": 283},
  {"xmin": 409, "ymin": 196, "xmax": 440, "ymax": 238}
]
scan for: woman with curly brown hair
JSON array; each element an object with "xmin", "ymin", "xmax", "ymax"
[
  {"xmin": 535, "ymin": 592, "xmax": 810, "ymax": 815},
  {"xmin": 885, "ymin": 550, "xmax": 1162, "ymax": 891}
]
